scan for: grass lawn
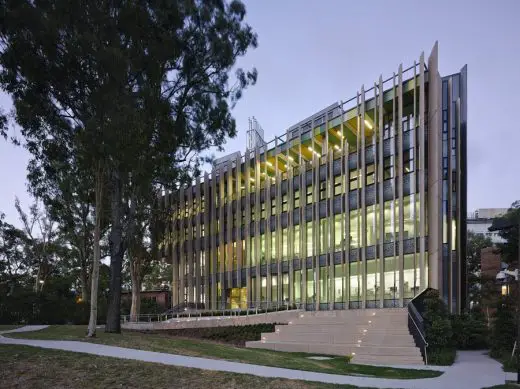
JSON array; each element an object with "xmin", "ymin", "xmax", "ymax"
[
  {"xmin": 482, "ymin": 385, "xmax": 520, "ymax": 389},
  {"xmin": 6, "ymin": 325, "xmax": 442, "ymax": 379},
  {"xmin": 0, "ymin": 325, "xmax": 22, "ymax": 331},
  {"xmin": 0, "ymin": 344, "xmax": 373, "ymax": 389}
]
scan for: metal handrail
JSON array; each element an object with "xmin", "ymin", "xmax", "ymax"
[
  {"xmin": 407, "ymin": 288, "xmax": 432, "ymax": 365},
  {"xmin": 121, "ymin": 300, "xmax": 303, "ymax": 323},
  {"xmin": 408, "ymin": 305, "xmax": 428, "ymax": 365}
]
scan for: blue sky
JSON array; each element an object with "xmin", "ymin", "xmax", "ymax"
[{"xmin": 1, "ymin": 0, "xmax": 519, "ymax": 226}]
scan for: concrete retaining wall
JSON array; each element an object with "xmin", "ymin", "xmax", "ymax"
[{"xmin": 121, "ymin": 309, "xmax": 303, "ymax": 331}]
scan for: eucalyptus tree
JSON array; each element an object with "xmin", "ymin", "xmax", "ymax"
[{"xmin": 0, "ymin": 0, "xmax": 258, "ymax": 333}]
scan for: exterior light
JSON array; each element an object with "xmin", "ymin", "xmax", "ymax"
[
  {"xmin": 368, "ymin": 320, "xmax": 371, "ymax": 323},
  {"xmin": 351, "ymin": 352, "xmax": 356, "ymax": 356},
  {"xmin": 357, "ymin": 339, "xmax": 362, "ymax": 343},
  {"xmin": 364, "ymin": 119, "xmax": 373, "ymax": 130},
  {"xmin": 363, "ymin": 329, "xmax": 367, "ymax": 333},
  {"xmin": 288, "ymin": 321, "xmax": 292, "ymax": 324}
]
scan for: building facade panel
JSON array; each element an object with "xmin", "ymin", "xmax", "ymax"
[{"xmin": 161, "ymin": 44, "xmax": 467, "ymax": 314}]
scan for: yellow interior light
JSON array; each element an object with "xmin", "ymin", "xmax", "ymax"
[
  {"xmin": 364, "ymin": 119, "xmax": 373, "ymax": 130},
  {"xmin": 266, "ymin": 161, "xmax": 273, "ymax": 167},
  {"xmin": 334, "ymin": 145, "xmax": 340, "ymax": 151},
  {"xmin": 288, "ymin": 156, "xmax": 294, "ymax": 162},
  {"xmin": 307, "ymin": 146, "xmax": 313, "ymax": 152}
]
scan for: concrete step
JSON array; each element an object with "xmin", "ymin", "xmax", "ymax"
[
  {"xmin": 245, "ymin": 309, "xmax": 423, "ymax": 366},
  {"xmin": 262, "ymin": 332, "xmax": 417, "ymax": 347},
  {"xmin": 247, "ymin": 341, "xmax": 421, "ymax": 358}
]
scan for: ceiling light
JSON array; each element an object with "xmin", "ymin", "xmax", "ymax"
[
  {"xmin": 307, "ymin": 146, "xmax": 313, "ymax": 152},
  {"xmin": 334, "ymin": 145, "xmax": 340, "ymax": 151},
  {"xmin": 364, "ymin": 119, "xmax": 373, "ymax": 130},
  {"xmin": 288, "ymin": 156, "xmax": 294, "ymax": 162},
  {"xmin": 266, "ymin": 161, "xmax": 273, "ymax": 167},
  {"xmin": 249, "ymin": 178, "xmax": 255, "ymax": 182}
]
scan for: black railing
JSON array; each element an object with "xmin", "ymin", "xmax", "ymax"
[{"xmin": 408, "ymin": 287, "xmax": 433, "ymax": 365}]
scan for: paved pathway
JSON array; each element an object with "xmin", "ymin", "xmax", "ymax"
[{"xmin": 0, "ymin": 326, "xmax": 509, "ymax": 389}]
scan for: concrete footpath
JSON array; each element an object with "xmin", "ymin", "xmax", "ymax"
[{"xmin": 0, "ymin": 326, "xmax": 511, "ymax": 389}]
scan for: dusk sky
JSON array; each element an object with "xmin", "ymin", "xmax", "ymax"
[{"xmin": 1, "ymin": 0, "xmax": 519, "ymax": 226}]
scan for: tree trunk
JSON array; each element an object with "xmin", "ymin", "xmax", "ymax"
[
  {"xmin": 105, "ymin": 169, "xmax": 124, "ymax": 333},
  {"xmin": 80, "ymin": 262, "xmax": 89, "ymax": 304},
  {"xmin": 87, "ymin": 164, "xmax": 103, "ymax": 337},
  {"xmin": 129, "ymin": 255, "xmax": 141, "ymax": 322}
]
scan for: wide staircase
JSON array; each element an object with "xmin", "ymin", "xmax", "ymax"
[{"xmin": 246, "ymin": 308, "xmax": 424, "ymax": 365}]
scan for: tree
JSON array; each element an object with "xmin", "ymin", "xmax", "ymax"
[
  {"xmin": 0, "ymin": 0, "xmax": 257, "ymax": 333},
  {"xmin": 466, "ymin": 231, "xmax": 493, "ymax": 305},
  {"xmin": 14, "ymin": 198, "xmax": 64, "ymax": 293},
  {"xmin": 0, "ymin": 212, "xmax": 31, "ymax": 295},
  {"xmin": 492, "ymin": 201, "xmax": 520, "ymax": 266}
]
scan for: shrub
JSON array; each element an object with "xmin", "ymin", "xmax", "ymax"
[
  {"xmin": 428, "ymin": 348, "xmax": 457, "ymax": 365},
  {"xmin": 345, "ymin": 355, "xmax": 352, "ymax": 364},
  {"xmin": 490, "ymin": 297, "xmax": 517, "ymax": 358},
  {"xmin": 451, "ymin": 313, "xmax": 489, "ymax": 349}
]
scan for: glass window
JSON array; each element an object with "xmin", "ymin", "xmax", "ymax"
[
  {"xmin": 366, "ymin": 205, "xmax": 377, "ymax": 246},
  {"xmin": 349, "ymin": 262, "xmax": 361, "ymax": 302},
  {"xmin": 306, "ymin": 222, "xmax": 313, "ymax": 256},
  {"xmin": 320, "ymin": 218, "xmax": 328, "ymax": 255},
  {"xmin": 261, "ymin": 276, "xmax": 267, "ymax": 302},
  {"xmin": 366, "ymin": 259, "xmax": 379, "ymax": 301},
  {"xmin": 306, "ymin": 268, "xmax": 314, "ymax": 303},
  {"xmin": 294, "ymin": 190, "xmax": 300, "ymax": 209},
  {"xmin": 403, "ymin": 149, "xmax": 414, "ymax": 173},
  {"xmin": 384, "ymin": 156, "xmax": 394, "ymax": 180},
  {"xmin": 306, "ymin": 185, "xmax": 313, "ymax": 204},
  {"xmin": 282, "ymin": 228, "xmax": 288, "ymax": 260},
  {"xmin": 282, "ymin": 194, "xmax": 288, "ymax": 212},
  {"xmin": 282, "ymin": 273, "xmax": 289, "ymax": 302},
  {"xmin": 384, "ymin": 200, "xmax": 395, "ymax": 242},
  {"xmin": 271, "ymin": 275, "xmax": 278, "ymax": 303},
  {"xmin": 293, "ymin": 270, "xmax": 301, "ymax": 303},
  {"xmin": 384, "ymin": 256, "xmax": 399, "ymax": 300},
  {"xmin": 349, "ymin": 210, "xmax": 359, "ymax": 248},
  {"xmin": 271, "ymin": 233, "xmax": 276, "ymax": 261},
  {"xmin": 294, "ymin": 224, "xmax": 300, "ymax": 257},
  {"xmin": 334, "ymin": 264, "xmax": 344, "ymax": 302},
  {"xmin": 334, "ymin": 214, "xmax": 342, "ymax": 251},
  {"xmin": 403, "ymin": 254, "xmax": 416, "ymax": 298},
  {"xmin": 319, "ymin": 181, "xmax": 327, "ymax": 200},
  {"xmin": 250, "ymin": 237, "xmax": 256, "ymax": 266},
  {"xmin": 349, "ymin": 170, "xmax": 359, "ymax": 191},
  {"xmin": 271, "ymin": 201, "xmax": 276, "ymax": 216},
  {"xmin": 366, "ymin": 164, "xmax": 375, "ymax": 185},
  {"xmin": 260, "ymin": 234, "xmax": 265, "ymax": 264},
  {"xmin": 403, "ymin": 195, "xmax": 414, "ymax": 239},
  {"xmin": 320, "ymin": 267, "xmax": 329, "ymax": 303},
  {"xmin": 261, "ymin": 202, "xmax": 266, "ymax": 218},
  {"xmin": 334, "ymin": 175, "xmax": 342, "ymax": 195}
]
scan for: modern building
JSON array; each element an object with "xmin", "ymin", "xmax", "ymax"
[
  {"xmin": 468, "ymin": 208, "xmax": 508, "ymax": 244},
  {"xmin": 160, "ymin": 42, "xmax": 467, "ymax": 314}
]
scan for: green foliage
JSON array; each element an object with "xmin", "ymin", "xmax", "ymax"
[
  {"xmin": 0, "ymin": 276, "xmax": 107, "ymax": 325},
  {"xmin": 0, "ymin": 0, "xmax": 259, "ymax": 331},
  {"xmin": 428, "ymin": 348, "xmax": 457, "ymax": 365},
  {"xmin": 451, "ymin": 313, "xmax": 489, "ymax": 349},
  {"xmin": 345, "ymin": 355, "xmax": 353, "ymax": 364},
  {"xmin": 164, "ymin": 323, "xmax": 280, "ymax": 346},
  {"xmin": 492, "ymin": 201, "xmax": 520, "ymax": 265},
  {"xmin": 467, "ymin": 231, "xmax": 494, "ymax": 304},
  {"xmin": 490, "ymin": 296, "xmax": 517, "ymax": 358},
  {"xmin": 423, "ymin": 290, "xmax": 453, "ymax": 350}
]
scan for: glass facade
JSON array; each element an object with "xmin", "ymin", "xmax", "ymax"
[{"xmin": 164, "ymin": 48, "xmax": 466, "ymax": 314}]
